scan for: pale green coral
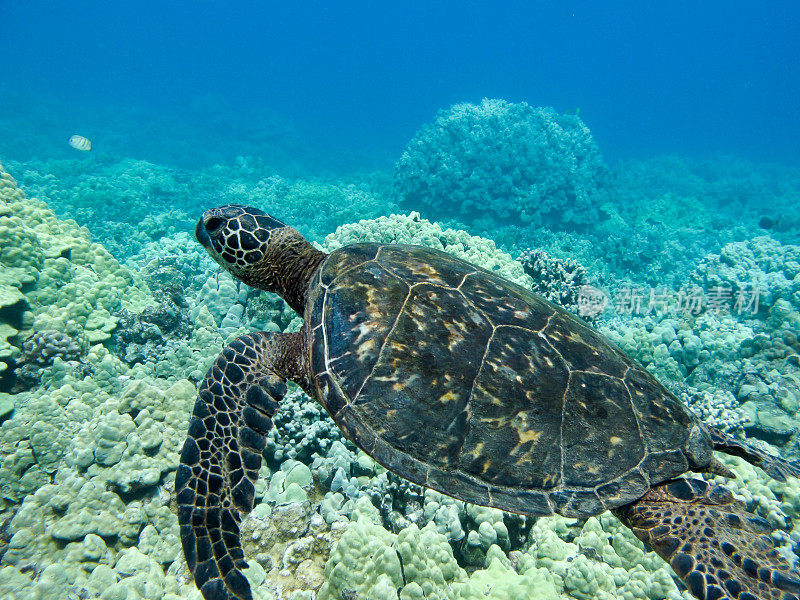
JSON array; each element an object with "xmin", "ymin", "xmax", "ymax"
[
  {"xmin": 423, "ymin": 490, "xmax": 466, "ymax": 542},
  {"xmin": 600, "ymin": 312, "xmax": 754, "ymax": 381},
  {"xmin": 460, "ymin": 503, "xmax": 511, "ymax": 565},
  {"xmin": 0, "ymin": 162, "xmax": 151, "ymax": 364},
  {"xmin": 190, "ymin": 270, "xmax": 249, "ymax": 328},
  {"xmin": 0, "ymin": 169, "xmax": 43, "ymax": 273},
  {"xmin": 319, "ymin": 507, "xmax": 469, "ymax": 600},
  {"xmin": 456, "ymin": 553, "xmax": 562, "ymax": 600},
  {"xmin": 0, "ymin": 386, "xmax": 76, "ymax": 503},
  {"xmin": 64, "ymin": 378, "xmax": 194, "ymax": 493},
  {"xmin": 0, "ymin": 251, "xmax": 35, "ymax": 372},
  {"xmin": 0, "ymin": 364, "xmax": 194, "ymax": 594},
  {"xmin": 319, "ymin": 493, "xmax": 685, "ymax": 600},
  {"xmin": 324, "ymin": 212, "xmax": 533, "ymax": 288}
]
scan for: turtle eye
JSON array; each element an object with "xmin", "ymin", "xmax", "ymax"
[{"xmin": 205, "ymin": 216, "xmax": 224, "ymax": 233}]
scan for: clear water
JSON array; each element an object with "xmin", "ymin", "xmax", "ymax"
[{"xmin": 0, "ymin": 3, "xmax": 799, "ymax": 600}]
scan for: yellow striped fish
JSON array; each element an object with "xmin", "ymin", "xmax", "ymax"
[{"xmin": 68, "ymin": 134, "xmax": 92, "ymax": 151}]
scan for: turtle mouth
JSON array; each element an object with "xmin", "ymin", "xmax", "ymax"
[{"xmin": 195, "ymin": 217, "xmax": 212, "ymax": 249}]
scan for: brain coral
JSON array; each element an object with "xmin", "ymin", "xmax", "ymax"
[{"xmin": 393, "ymin": 99, "xmax": 610, "ymax": 229}]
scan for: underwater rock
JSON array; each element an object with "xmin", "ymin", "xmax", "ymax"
[
  {"xmin": 110, "ymin": 255, "xmax": 193, "ymax": 366},
  {"xmin": 111, "ymin": 294, "xmax": 191, "ymax": 366},
  {"xmin": 740, "ymin": 400, "xmax": 797, "ymax": 446},
  {"xmin": 0, "ymin": 396, "xmax": 12, "ymax": 422},
  {"xmin": 311, "ymin": 441, "xmax": 358, "ymax": 496},
  {"xmin": 738, "ymin": 301, "xmax": 800, "ymax": 362}
]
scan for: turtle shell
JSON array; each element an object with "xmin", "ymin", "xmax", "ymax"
[{"xmin": 305, "ymin": 243, "xmax": 711, "ymax": 517}]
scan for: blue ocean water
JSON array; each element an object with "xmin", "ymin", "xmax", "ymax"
[
  {"xmin": 1, "ymin": 1, "xmax": 799, "ymax": 167},
  {"xmin": 2, "ymin": 4, "xmax": 800, "ymax": 600}
]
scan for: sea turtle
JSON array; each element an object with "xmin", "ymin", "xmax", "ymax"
[{"xmin": 177, "ymin": 205, "xmax": 800, "ymax": 600}]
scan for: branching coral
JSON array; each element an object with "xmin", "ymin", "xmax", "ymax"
[{"xmin": 518, "ymin": 248, "xmax": 591, "ymax": 317}]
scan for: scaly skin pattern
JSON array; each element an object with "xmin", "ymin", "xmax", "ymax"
[
  {"xmin": 615, "ymin": 478, "xmax": 800, "ymax": 600},
  {"xmin": 176, "ymin": 331, "xmax": 302, "ymax": 600}
]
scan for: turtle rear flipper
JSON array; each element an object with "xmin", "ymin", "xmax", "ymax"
[
  {"xmin": 709, "ymin": 427, "xmax": 800, "ymax": 483},
  {"xmin": 615, "ymin": 478, "xmax": 800, "ymax": 600},
  {"xmin": 176, "ymin": 332, "xmax": 296, "ymax": 600}
]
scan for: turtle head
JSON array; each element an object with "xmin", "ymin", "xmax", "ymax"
[{"xmin": 195, "ymin": 204, "xmax": 325, "ymax": 313}]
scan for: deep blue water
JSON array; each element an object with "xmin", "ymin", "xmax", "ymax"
[{"xmin": 1, "ymin": 1, "xmax": 799, "ymax": 168}]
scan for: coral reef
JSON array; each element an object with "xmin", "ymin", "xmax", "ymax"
[
  {"xmin": 219, "ymin": 175, "xmax": 396, "ymax": 245},
  {"xmin": 394, "ymin": 99, "xmax": 610, "ymax": 230},
  {"xmin": 489, "ymin": 155, "xmax": 795, "ymax": 287},
  {"xmin": 11, "ymin": 330, "xmax": 83, "ymax": 392},
  {"xmin": 11, "ymin": 157, "xmax": 393, "ymax": 260},
  {"xmin": 9, "ymin": 157, "xmax": 196, "ymax": 258},
  {"xmin": 692, "ymin": 236, "xmax": 800, "ymax": 311},
  {"xmin": 323, "ymin": 212, "xmax": 533, "ymax": 289},
  {"xmin": 0, "ymin": 162, "xmax": 150, "ymax": 391},
  {"xmin": 0, "ymin": 152, "xmax": 799, "ymax": 600},
  {"xmin": 598, "ymin": 296, "xmax": 800, "ymax": 460},
  {"xmin": 613, "ymin": 155, "xmax": 800, "ymax": 243},
  {"xmin": 518, "ymin": 248, "xmax": 592, "ymax": 317}
]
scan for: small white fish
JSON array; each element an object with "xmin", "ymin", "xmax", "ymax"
[{"xmin": 68, "ymin": 134, "xmax": 92, "ymax": 151}]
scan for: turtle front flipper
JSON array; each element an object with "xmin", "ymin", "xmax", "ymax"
[
  {"xmin": 614, "ymin": 478, "xmax": 800, "ymax": 600},
  {"xmin": 709, "ymin": 427, "xmax": 800, "ymax": 483},
  {"xmin": 176, "ymin": 331, "xmax": 301, "ymax": 600}
]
